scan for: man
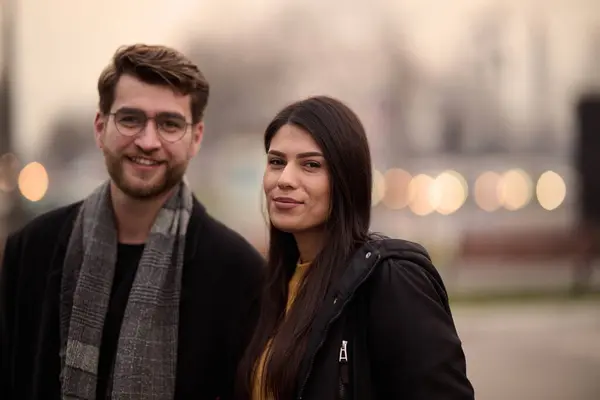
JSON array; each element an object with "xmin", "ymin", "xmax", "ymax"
[{"xmin": 0, "ymin": 44, "xmax": 265, "ymax": 399}]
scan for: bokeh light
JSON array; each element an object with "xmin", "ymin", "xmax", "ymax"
[
  {"xmin": 536, "ymin": 170, "xmax": 566, "ymax": 211},
  {"xmin": 18, "ymin": 162, "xmax": 49, "ymax": 202}
]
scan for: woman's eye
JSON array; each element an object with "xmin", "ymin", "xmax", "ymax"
[
  {"xmin": 268, "ymin": 158, "xmax": 284, "ymax": 166},
  {"xmin": 305, "ymin": 161, "xmax": 321, "ymax": 169}
]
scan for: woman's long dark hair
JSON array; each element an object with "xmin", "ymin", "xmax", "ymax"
[{"xmin": 237, "ymin": 96, "xmax": 373, "ymax": 399}]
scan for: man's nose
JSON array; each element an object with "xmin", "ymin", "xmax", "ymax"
[{"xmin": 134, "ymin": 121, "xmax": 162, "ymax": 150}]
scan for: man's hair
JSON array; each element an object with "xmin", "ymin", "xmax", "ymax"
[{"xmin": 97, "ymin": 44, "xmax": 209, "ymax": 123}]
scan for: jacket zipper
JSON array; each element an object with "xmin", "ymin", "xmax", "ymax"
[
  {"xmin": 296, "ymin": 252, "xmax": 379, "ymax": 399},
  {"xmin": 296, "ymin": 296, "xmax": 347, "ymax": 400},
  {"xmin": 338, "ymin": 340, "xmax": 349, "ymax": 399}
]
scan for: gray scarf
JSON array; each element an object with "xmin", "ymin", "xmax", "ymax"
[{"xmin": 59, "ymin": 181, "xmax": 193, "ymax": 399}]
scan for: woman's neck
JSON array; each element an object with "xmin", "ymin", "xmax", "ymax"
[{"xmin": 293, "ymin": 229, "xmax": 325, "ymax": 263}]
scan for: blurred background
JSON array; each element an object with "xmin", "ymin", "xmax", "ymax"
[{"xmin": 1, "ymin": 0, "xmax": 600, "ymax": 398}]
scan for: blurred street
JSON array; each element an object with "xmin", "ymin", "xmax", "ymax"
[
  {"xmin": 455, "ymin": 300, "xmax": 600, "ymax": 400},
  {"xmin": 448, "ymin": 261, "xmax": 600, "ymax": 295}
]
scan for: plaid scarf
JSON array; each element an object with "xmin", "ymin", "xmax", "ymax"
[{"xmin": 59, "ymin": 181, "xmax": 192, "ymax": 399}]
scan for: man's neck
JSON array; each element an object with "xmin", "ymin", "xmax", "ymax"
[{"xmin": 110, "ymin": 182, "xmax": 176, "ymax": 244}]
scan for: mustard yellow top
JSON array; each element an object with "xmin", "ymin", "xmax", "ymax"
[{"xmin": 252, "ymin": 261, "xmax": 311, "ymax": 400}]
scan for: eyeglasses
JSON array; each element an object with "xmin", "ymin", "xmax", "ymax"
[{"xmin": 110, "ymin": 108, "xmax": 192, "ymax": 143}]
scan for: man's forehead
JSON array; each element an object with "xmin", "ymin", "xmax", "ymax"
[{"xmin": 112, "ymin": 77, "xmax": 191, "ymax": 116}]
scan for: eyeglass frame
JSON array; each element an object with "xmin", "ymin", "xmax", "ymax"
[{"xmin": 108, "ymin": 107, "xmax": 194, "ymax": 143}]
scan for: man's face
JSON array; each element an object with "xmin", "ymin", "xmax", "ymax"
[{"xmin": 93, "ymin": 74, "xmax": 203, "ymax": 200}]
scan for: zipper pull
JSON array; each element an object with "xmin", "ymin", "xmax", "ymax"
[
  {"xmin": 339, "ymin": 340, "xmax": 348, "ymax": 363},
  {"xmin": 338, "ymin": 340, "xmax": 350, "ymax": 399}
]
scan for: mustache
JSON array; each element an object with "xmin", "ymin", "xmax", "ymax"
[
  {"xmin": 126, "ymin": 145, "xmax": 163, "ymax": 161},
  {"xmin": 124, "ymin": 154, "xmax": 166, "ymax": 162},
  {"xmin": 101, "ymin": 145, "xmax": 166, "ymax": 164}
]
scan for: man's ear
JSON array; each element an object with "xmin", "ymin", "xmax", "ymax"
[
  {"xmin": 94, "ymin": 112, "xmax": 106, "ymax": 149},
  {"xmin": 189, "ymin": 121, "xmax": 204, "ymax": 157}
]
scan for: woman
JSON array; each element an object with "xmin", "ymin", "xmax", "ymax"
[{"xmin": 237, "ymin": 96, "xmax": 474, "ymax": 399}]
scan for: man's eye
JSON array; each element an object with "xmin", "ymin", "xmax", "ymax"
[
  {"xmin": 119, "ymin": 116, "xmax": 143, "ymax": 125},
  {"xmin": 161, "ymin": 119, "xmax": 185, "ymax": 129}
]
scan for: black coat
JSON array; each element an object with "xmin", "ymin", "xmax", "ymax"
[
  {"xmin": 295, "ymin": 238, "xmax": 474, "ymax": 399},
  {"xmin": 0, "ymin": 200, "xmax": 265, "ymax": 400}
]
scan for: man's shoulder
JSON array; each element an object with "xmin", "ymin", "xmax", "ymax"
[
  {"xmin": 203, "ymin": 214, "xmax": 256, "ymax": 249},
  {"xmin": 6, "ymin": 201, "xmax": 82, "ymax": 247},
  {"xmin": 197, "ymin": 211, "xmax": 263, "ymax": 258},
  {"xmin": 187, "ymin": 202, "xmax": 265, "ymax": 273}
]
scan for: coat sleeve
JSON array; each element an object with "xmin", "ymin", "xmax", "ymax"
[
  {"xmin": 0, "ymin": 234, "xmax": 19, "ymax": 399},
  {"xmin": 367, "ymin": 257, "xmax": 474, "ymax": 399}
]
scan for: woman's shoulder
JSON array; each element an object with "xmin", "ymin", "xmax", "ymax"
[{"xmin": 363, "ymin": 237, "xmax": 450, "ymax": 311}]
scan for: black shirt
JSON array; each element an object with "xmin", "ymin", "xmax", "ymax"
[{"xmin": 95, "ymin": 243, "xmax": 144, "ymax": 400}]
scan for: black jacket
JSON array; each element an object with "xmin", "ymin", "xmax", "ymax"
[
  {"xmin": 0, "ymin": 199, "xmax": 265, "ymax": 400},
  {"xmin": 296, "ymin": 238, "xmax": 474, "ymax": 399}
]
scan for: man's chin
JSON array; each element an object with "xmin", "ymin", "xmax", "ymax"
[
  {"xmin": 114, "ymin": 179, "xmax": 170, "ymax": 200},
  {"xmin": 108, "ymin": 165, "xmax": 183, "ymax": 201}
]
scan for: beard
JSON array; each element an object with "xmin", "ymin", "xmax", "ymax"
[{"xmin": 103, "ymin": 146, "xmax": 187, "ymax": 200}]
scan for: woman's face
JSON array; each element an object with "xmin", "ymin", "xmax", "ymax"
[{"xmin": 263, "ymin": 124, "xmax": 330, "ymax": 233}]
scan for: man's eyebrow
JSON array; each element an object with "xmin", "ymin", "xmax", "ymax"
[
  {"xmin": 115, "ymin": 107, "xmax": 186, "ymax": 119},
  {"xmin": 115, "ymin": 106, "xmax": 143, "ymax": 113},
  {"xmin": 158, "ymin": 111, "xmax": 186, "ymax": 119}
]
